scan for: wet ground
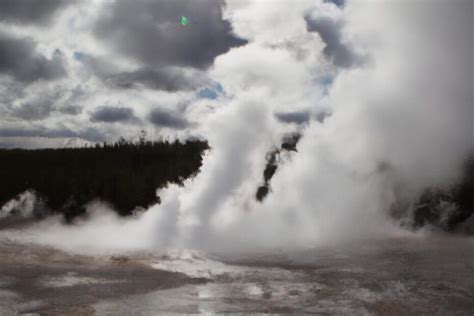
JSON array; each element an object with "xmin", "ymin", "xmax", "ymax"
[{"xmin": 0, "ymin": 235, "xmax": 473, "ymax": 315}]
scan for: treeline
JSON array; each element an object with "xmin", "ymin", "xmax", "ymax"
[{"xmin": 0, "ymin": 137, "xmax": 209, "ymax": 221}]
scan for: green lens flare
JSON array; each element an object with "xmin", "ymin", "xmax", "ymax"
[{"xmin": 180, "ymin": 16, "xmax": 189, "ymax": 26}]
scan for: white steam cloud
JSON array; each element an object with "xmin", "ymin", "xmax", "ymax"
[
  {"xmin": 1, "ymin": 190, "xmax": 41, "ymax": 219},
  {"xmin": 10, "ymin": 0, "xmax": 472, "ymax": 253}
]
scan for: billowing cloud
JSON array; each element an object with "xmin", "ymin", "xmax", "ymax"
[
  {"xmin": 0, "ymin": 0, "xmax": 70, "ymax": 25},
  {"xmin": 149, "ymin": 108, "xmax": 189, "ymax": 130},
  {"xmin": 0, "ymin": 0, "xmax": 250, "ymax": 148},
  {"xmin": 89, "ymin": 106, "xmax": 139, "ymax": 124},
  {"xmin": 76, "ymin": 52, "xmax": 208, "ymax": 91},
  {"xmin": 0, "ymin": 32, "xmax": 66, "ymax": 83},
  {"xmin": 94, "ymin": 0, "xmax": 246, "ymax": 69}
]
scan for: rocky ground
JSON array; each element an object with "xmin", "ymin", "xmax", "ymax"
[{"xmin": 0, "ymin": 235, "xmax": 473, "ymax": 315}]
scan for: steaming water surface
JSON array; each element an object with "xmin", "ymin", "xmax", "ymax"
[{"xmin": 1, "ymin": 234, "xmax": 472, "ymax": 314}]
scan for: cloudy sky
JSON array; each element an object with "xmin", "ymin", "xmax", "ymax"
[{"xmin": 0, "ymin": 0, "xmax": 356, "ymax": 148}]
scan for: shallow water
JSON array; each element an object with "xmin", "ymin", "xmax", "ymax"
[{"xmin": 0, "ymin": 236, "xmax": 473, "ymax": 315}]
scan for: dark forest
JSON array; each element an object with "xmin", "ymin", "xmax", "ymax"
[{"xmin": 0, "ymin": 138, "xmax": 209, "ymax": 221}]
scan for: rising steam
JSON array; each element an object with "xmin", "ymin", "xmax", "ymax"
[{"xmin": 7, "ymin": 0, "xmax": 472, "ymax": 253}]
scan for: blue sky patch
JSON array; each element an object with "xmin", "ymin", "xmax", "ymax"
[{"xmin": 197, "ymin": 83, "xmax": 224, "ymax": 100}]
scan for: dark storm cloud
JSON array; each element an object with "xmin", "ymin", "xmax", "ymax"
[
  {"xmin": 0, "ymin": 0, "xmax": 71, "ymax": 25},
  {"xmin": 76, "ymin": 52, "xmax": 206, "ymax": 91},
  {"xmin": 149, "ymin": 108, "xmax": 188, "ymax": 129},
  {"xmin": 58, "ymin": 104, "xmax": 83, "ymax": 115},
  {"xmin": 94, "ymin": 0, "xmax": 246, "ymax": 69},
  {"xmin": 11, "ymin": 100, "xmax": 56, "ymax": 121},
  {"xmin": 106, "ymin": 68, "xmax": 206, "ymax": 91},
  {"xmin": 0, "ymin": 32, "xmax": 66, "ymax": 83},
  {"xmin": 305, "ymin": 16, "xmax": 359, "ymax": 68},
  {"xmin": 275, "ymin": 111, "xmax": 310, "ymax": 125},
  {"xmin": 89, "ymin": 106, "xmax": 139, "ymax": 123}
]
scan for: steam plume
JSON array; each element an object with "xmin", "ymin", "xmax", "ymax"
[{"xmin": 11, "ymin": 0, "xmax": 472, "ymax": 253}]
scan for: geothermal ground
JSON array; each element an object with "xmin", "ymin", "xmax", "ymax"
[{"xmin": 0, "ymin": 234, "xmax": 472, "ymax": 315}]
